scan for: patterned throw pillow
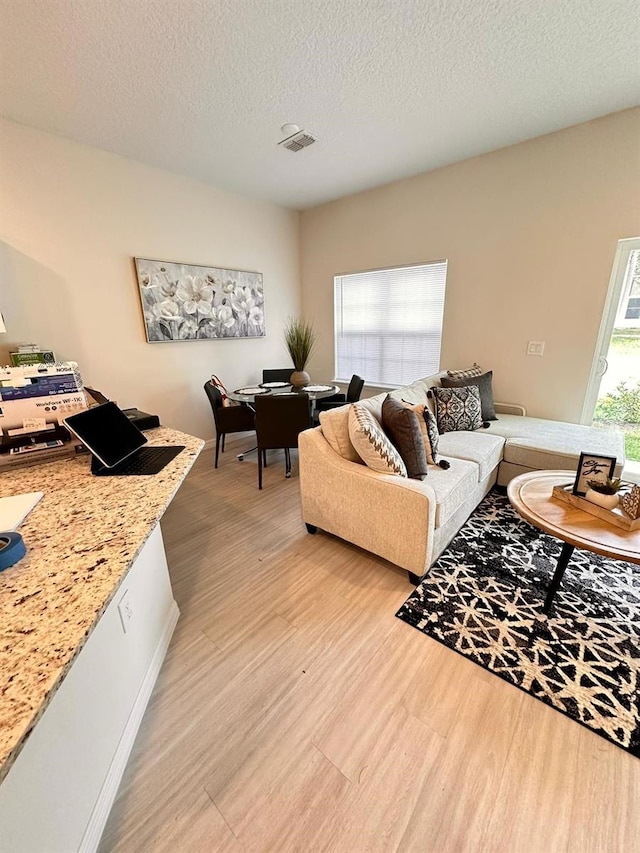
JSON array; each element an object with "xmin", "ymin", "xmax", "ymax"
[
  {"xmin": 446, "ymin": 363, "xmax": 482, "ymax": 380},
  {"xmin": 423, "ymin": 405, "xmax": 440, "ymax": 461},
  {"xmin": 401, "ymin": 401, "xmax": 438, "ymax": 464},
  {"xmin": 348, "ymin": 404, "xmax": 407, "ymax": 477},
  {"xmin": 431, "ymin": 385, "xmax": 483, "ymax": 433},
  {"xmin": 441, "ymin": 370, "xmax": 497, "ymax": 421},
  {"xmin": 381, "ymin": 396, "xmax": 428, "ymax": 480}
]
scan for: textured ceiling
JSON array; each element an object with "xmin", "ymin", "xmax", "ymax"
[{"xmin": 1, "ymin": 0, "xmax": 639, "ymax": 209}]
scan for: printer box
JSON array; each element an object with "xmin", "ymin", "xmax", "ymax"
[{"xmin": 0, "ymin": 362, "xmax": 87, "ymax": 433}]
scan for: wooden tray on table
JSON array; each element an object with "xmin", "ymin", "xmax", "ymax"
[{"xmin": 551, "ymin": 484, "xmax": 640, "ymax": 531}]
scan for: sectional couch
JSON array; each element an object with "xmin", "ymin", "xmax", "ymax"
[{"xmin": 298, "ymin": 371, "xmax": 625, "ymax": 583}]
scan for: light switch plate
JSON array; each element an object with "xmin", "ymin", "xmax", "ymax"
[{"xmin": 527, "ymin": 341, "xmax": 545, "ymax": 356}]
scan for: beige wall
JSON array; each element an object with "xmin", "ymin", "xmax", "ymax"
[
  {"xmin": 0, "ymin": 119, "xmax": 300, "ymax": 439},
  {"xmin": 300, "ymin": 108, "xmax": 640, "ymax": 422}
]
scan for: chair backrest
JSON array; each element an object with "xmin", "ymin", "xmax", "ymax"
[
  {"xmin": 347, "ymin": 374, "xmax": 365, "ymax": 403},
  {"xmin": 262, "ymin": 368, "xmax": 293, "ymax": 384},
  {"xmin": 254, "ymin": 394, "xmax": 311, "ymax": 449},
  {"xmin": 204, "ymin": 381, "xmax": 225, "ymax": 433},
  {"xmin": 205, "ymin": 381, "xmax": 255, "ymax": 437},
  {"xmin": 204, "ymin": 381, "xmax": 223, "ymax": 428}
]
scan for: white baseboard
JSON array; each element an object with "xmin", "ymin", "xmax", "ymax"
[{"xmin": 79, "ymin": 601, "xmax": 180, "ymax": 853}]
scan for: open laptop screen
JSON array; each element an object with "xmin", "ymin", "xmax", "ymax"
[{"xmin": 64, "ymin": 401, "xmax": 147, "ymax": 468}]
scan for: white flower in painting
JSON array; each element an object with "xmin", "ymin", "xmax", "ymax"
[
  {"xmin": 146, "ymin": 270, "xmax": 178, "ymax": 298},
  {"xmin": 176, "ymin": 275, "xmax": 214, "ymax": 314},
  {"xmin": 161, "ymin": 281, "xmax": 177, "ymax": 298},
  {"xmin": 231, "ymin": 286, "xmax": 255, "ymax": 318},
  {"xmin": 178, "ymin": 318, "xmax": 199, "ymax": 339},
  {"xmin": 222, "ymin": 279, "xmax": 237, "ymax": 294},
  {"xmin": 248, "ymin": 305, "xmax": 264, "ymax": 326},
  {"xmin": 212, "ymin": 304, "xmax": 236, "ymax": 329},
  {"xmin": 153, "ymin": 300, "xmax": 181, "ymax": 320},
  {"xmin": 197, "ymin": 322, "xmax": 218, "ymax": 339}
]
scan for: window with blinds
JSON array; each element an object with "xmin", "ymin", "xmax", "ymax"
[{"xmin": 334, "ymin": 261, "xmax": 448, "ymax": 387}]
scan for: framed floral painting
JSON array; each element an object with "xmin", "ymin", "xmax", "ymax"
[{"xmin": 134, "ymin": 258, "xmax": 265, "ymax": 342}]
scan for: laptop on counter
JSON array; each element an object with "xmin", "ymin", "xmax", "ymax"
[{"xmin": 64, "ymin": 402, "xmax": 184, "ymax": 476}]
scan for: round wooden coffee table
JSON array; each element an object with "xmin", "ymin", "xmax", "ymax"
[{"xmin": 507, "ymin": 470, "xmax": 640, "ymax": 613}]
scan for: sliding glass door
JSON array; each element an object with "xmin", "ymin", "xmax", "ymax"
[{"xmin": 583, "ymin": 238, "xmax": 640, "ymax": 480}]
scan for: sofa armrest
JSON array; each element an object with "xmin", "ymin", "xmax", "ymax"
[
  {"xmin": 494, "ymin": 401, "xmax": 527, "ymax": 416},
  {"xmin": 299, "ymin": 427, "xmax": 437, "ymax": 576}
]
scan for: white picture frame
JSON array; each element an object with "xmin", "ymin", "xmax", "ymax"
[{"xmin": 134, "ymin": 258, "xmax": 265, "ymax": 342}]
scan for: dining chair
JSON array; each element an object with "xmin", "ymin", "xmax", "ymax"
[
  {"xmin": 204, "ymin": 381, "xmax": 256, "ymax": 468},
  {"xmin": 262, "ymin": 368, "xmax": 293, "ymax": 384},
  {"xmin": 314, "ymin": 374, "xmax": 365, "ymax": 419},
  {"xmin": 254, "ymin": 393, "xmax": 312, "ymax": 489}
]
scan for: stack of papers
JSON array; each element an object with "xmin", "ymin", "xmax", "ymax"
[{"xmin": 0, "ymin": 492, "xmax": 43, "ymax": 531}]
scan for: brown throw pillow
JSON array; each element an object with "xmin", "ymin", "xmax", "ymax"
[
  {"xmin": 401, "ymin": 400, "xmax": 451, "ymax": 469},
  {"xmin": 382, "ymin": 395, "xmax": 428, "ymax": 480}
]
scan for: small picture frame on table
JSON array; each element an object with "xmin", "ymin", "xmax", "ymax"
[{"xmin": 572, "ymin": 452, "xmax": 616, "ymax": 497}]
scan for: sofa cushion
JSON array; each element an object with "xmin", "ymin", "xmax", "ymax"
[
  {"xmin": 437, "ymin": 431, "xmax": 506, "ymax": 481},
  {"xmin": 390, "ymin": 381, "xmax": 429, "ymax": 407},
  {"xmin": 348, "ymin": 404, "xmax": 407, "ymax": 477},
  {"xmin": 390, "ymin": 372, "xmax": 448, "ymax": 410},
  {"xmin": 431, "ymin": 385, "xmax": 483, "ymax": 433},
  {"xmin": 485, "ymin": 415, "xmax": 625, "ymax": 473},
  {"xmin": 358, "ymin": 394, "xmax": 384, "ymax": 424},
  {"xmin": 425, "ymin": 457, "xmax": 480, "ymax": 528},
  {"xmin": 319, "ymin": 405, "xmax": 361, "ymax": 463},
  {"xmin": 441, "ymin": 370, "xmax": 497, "ymax": 421},
  {"xmin": 382, "ymin": 396, "xmax": 428, "ymax": 480}
]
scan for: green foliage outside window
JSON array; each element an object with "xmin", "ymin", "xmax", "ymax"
[
  {"xmin": 594, "ymin": 380, "xmax": 640, "ymax": 423},
  {"xmin": 594, "ymin": 380, "xmax": 640, "ymax": 462}
]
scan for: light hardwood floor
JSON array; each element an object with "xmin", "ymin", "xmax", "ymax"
[{"xmin": 99, "ymin": 440, "xmax": 640, "ymax": 853}]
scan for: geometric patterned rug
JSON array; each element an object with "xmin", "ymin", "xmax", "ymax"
[{"xmin": 396, "ymin": 490, "xmax": 640, "ymax": 757}]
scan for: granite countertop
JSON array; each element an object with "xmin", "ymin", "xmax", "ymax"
[{"xmin": 0, "ymin": 428, "xmax": 204, "ymax": 784}]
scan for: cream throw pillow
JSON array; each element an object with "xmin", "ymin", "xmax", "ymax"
[{"xmin": 348, "ymin": 404, "xmax": 407, "ymax": 477}]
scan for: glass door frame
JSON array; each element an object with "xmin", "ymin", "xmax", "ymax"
[{"xmin": 581, "ymin": 237, "xmax": 640, "ymax": 425}]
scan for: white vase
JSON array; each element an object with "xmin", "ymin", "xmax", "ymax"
[{"xmin": 585, "ymin": 489, "xmax": 619, "ymax": 510}]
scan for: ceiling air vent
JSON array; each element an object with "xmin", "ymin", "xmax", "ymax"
[{"xmin": 278, "ymin": 130, "xmax": 317, "ymax": 152}]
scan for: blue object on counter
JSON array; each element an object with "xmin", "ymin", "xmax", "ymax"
[{"xmin": 0, "ymin": 531, "xmax": 26, "ymax": 571}]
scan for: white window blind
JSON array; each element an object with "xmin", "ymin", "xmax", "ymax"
[{"xmin": 334, "ymin": 261, "xmax": 448, "ymax": 387}]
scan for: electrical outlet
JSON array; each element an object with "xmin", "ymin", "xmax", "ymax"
[
  {"xmin": 118, "ymin": 589, "xmax": 134, "ymax": 634},
  {"xmin": 527, "ymin": 341, "xmax": 545, "ymax": 356}
]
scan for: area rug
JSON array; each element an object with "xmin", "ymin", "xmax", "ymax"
[{"xmin": 396, "ymin": 490, "xmax": 640, "ymax": 757}]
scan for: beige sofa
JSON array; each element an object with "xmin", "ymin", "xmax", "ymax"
[{"xmin": 299, "ymin": 372, "xmax": 625, "ymax": 583}]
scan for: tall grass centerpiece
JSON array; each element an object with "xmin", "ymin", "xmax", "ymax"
[{"xmin": 284, "ymin": 317, "xmax": 316, "ymax": 388}]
